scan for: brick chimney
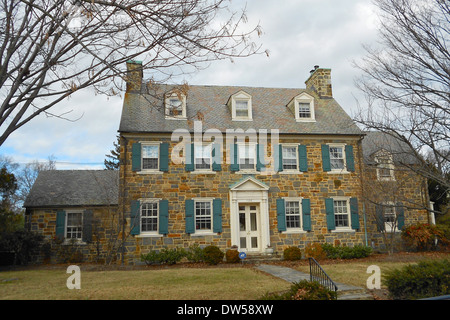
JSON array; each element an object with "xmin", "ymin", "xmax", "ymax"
[
  {"xmin": 126, "ymin": 60, "xmax": 143, "ymax": 93},
  {"xmin": 305, "ymin": 65, "xmax": 332, "ymax": 98}
]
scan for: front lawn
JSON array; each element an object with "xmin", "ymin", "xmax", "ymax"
[{"xmin": 0, "ymin": 265, "xmax": 290, "ymax": 300}]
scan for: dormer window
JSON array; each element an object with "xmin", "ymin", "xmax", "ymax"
[
  {"xmin": 375, "ymin": 150, "xmax": 395, "ymax": 181},
  {"xmin": 228, "ymin": 91, "xmax": 252, "ymax": 121},
  {"xmin": 165, "ymin": 91, "xmax": 186, "ymax": 119},
  {"xmin": 288, "ymin": 92, "xmax": 315, "ymax": 122}
]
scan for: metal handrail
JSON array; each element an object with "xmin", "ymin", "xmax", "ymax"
[{"xmin": 309, "ymin": 257, "xmax": 338, "ymax": 293}]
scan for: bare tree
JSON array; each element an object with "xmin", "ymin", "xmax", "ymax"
[
  {"xmin": 354, "ymin": 0, "xmax": 449, "ymax": 193},
  {"xmin": 0, "ymin": 0, "xmax": 264, "ymax": 145}
]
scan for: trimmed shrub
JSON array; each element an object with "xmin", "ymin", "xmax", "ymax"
[
  {"xmin": 141, "ymin": 247, "xmax": 186, "ymax": 265},
  {"xmin": 185, "ymin": 243, "xmax": 205, "ymax": 263},
  {"xmin": 283, "ymin": 246, "xmax": 302, "ymax": 261},
  {"xmin": 321, "ymin": 244, "xmax": 372, "ymax": 259},
  {"xmin": 384, "ymin": 259, "xmax": 450, "ymax": 299},
  {"xmin": 225, "ymin": 249, "xmax": 240, "ymax": 263},
  {"xmin": 203, "ymin": 245, "xmax": 224, "ymax": 265},
  {"xmin": 261, "ymin": 280, "xmax": 337, "ymax": 300}
]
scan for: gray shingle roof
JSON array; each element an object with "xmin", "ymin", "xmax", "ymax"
[
  {"xmin": 362, "ymin": 131, "xmax": 418, "ymax": 165},
  {"xmin": 119, "ymin": 84, "xmax": 362, "ymax": 135},
  {"xmin": 24, "ymin": 170, "xmax": 118, "ymax": 208}
]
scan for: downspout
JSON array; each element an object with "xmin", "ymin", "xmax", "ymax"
[
  {"xmin": 357, "ymin": 134, "xmax": 368, "ymax": 247},
  {"xmin": 121, "ymin": 135, "xmax": 128, "ymax": 265}
]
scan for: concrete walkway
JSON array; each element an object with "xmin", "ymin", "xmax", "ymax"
[{"xmin": 256, "ymin": 264, "xmax": 373, "ymax": 300}]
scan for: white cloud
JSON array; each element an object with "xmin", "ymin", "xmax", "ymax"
[{"xmin": 1, "ymin": 0, "xmax": 379, "ymax": 169}]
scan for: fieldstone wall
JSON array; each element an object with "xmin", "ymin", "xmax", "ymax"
[{"xmin": 119, "ymin": 134, "xmax": 367, "ymax": 264}]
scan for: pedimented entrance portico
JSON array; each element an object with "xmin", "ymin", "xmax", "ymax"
[{"xmin": 229, "ymin": 176, "xmax": 270, "ymax": 253}]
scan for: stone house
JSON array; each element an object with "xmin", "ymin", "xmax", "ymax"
[
  {"xmin": 24, "ymin": 62, "xmax": 430, "ymax": 264},
  {"xmin": 360, "ymin": 131, "xmax": 432, "ymax": 251},
  {"xmin": 24, "ymin": 170, "xmax": 119, "ymax": 263}
]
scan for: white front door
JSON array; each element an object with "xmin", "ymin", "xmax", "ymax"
[{"xmin": 239, "ymin": 204, "xmax": 260, "ymax": 253}]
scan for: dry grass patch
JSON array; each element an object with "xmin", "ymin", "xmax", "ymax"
[{"xmin": 0, "ymin": 266, "xmax": 290, "ymax": 300}]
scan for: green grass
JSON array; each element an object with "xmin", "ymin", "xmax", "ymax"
[{"xmin": 0, "ymin": 266, "xmax": 290, "ymax": 300}]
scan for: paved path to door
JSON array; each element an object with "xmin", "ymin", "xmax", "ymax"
[{"xmin": 256, "ymin": 264, "xmax": 372, "ymax": 299}]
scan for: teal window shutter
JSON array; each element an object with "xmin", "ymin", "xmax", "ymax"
[
  {"xmin": 130, "ymin": 200, "xmax": 140, "ymax": 235},
  {"xmin": 278, "ymin": 144, "xmax": 284, "ymax": 172},
  {"xmin": 132, "ymin": 143, "xmax": 142, "ymax": 172},
  {"xmin": 185, "ymin": 199, "xmax": 195, "ymax": 234},
  {"xmin": 159, "ymin": 143, "xmax": 169, "ymax": 172},
  {"xmin": 298, "ymin": 145, "xmax": 308, "ymax": 172},
  {"xmin": 302, "ymin": 199, "xmax": 311, "ymax": 231},
  {"xmin": 256, "ymin": 144, "xmax": 265, "ymax": 171},
  {"xmin": 212, "ymin": 143, "xmax": 222, "ymax": 171},
  {"xmin": 159, "ymin": 200, "xmax": 169, "ymax": 235},
  {"xmin": 325, "ymin": 198, "xmax": 335, "ymax": 230},
  {"xmin": 230, "ymin": 144, "xmax": 239, "ymax": 172},
  {"xmin": 350, "ymin": 197, "xmax": 360, "ymax": 230},
  {"xmin": 82, "ymin": 210, "xmax": 93, "ymax": 243},
  {"xmin": 56, "ymin": 210, "xmax": 66, "ymax": 240},
  {"xmin": 321, "ymin": 145, "xmax": 331, "ymax": 172},
  {"xmin": 276, "ymin": 199, "xmax": 286, "ymax": 232},
  {"xmin": 185, "ymin": 143, "xmax": 194, "ymax": 172},
  {"xmin": 375, "ymin": 205, "xmax": 385, "ymax": 232},
  {"xmin": 345, "ymin": 145, "xmax": 355, "ymax": 172},
  {"xmin": 213, "ymin": 198, "xmax": 222, "ymax": 233},
  {"xmin": 396, "ymin": 202, "xmax": 405, "ymax": 230}
]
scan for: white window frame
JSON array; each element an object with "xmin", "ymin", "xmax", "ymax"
[
  {"xmin": 65, "ymin": 210, "xmax": 83, "ymax": 242},
  {"xmin": 283, "ymin": 198, "xmax": 304, "ymax": 233},
  {"xmin": 140, "ymin": 199, "xmax": 159, "ymax": 236},
  {"xmin": 165, "ymin": 92, "xmax": 187, "ymax": 119},
  {"xmin": 290, "ymin": 93, "xmax": 315, "ymax": 122},
  {"xmin": 238, "ymin": 143, "xmax": 257, "ymax": 172},
  {"xmin": 281, "ymin": 144, "xmax": 302, "ymax": 174},
  {"xmin": 229, "ymin": 91, "xmax": 253, "ymax": 121},
  {"xmin": 194, "ymin": 143, "xmax": 213, "ymax": 172},
  {"xmin": 332, "ymin": 197, "xmax": 353, "ymax": 232},
  {"xmin": 327, "ymin": 143, "xmax": 349, "ymax": 173},
  {"xmin": 376, "ymin": 151, "xmax": 395, "ymax": 181},
  {"xmin": 382, "ymin": 202, "xmax": 398, "ymax": 233},
  {"xmin": 140, "ymin": 142, "xmax": 162, "ymax": 174},
  {"xmin": 192, "ymin": 198, "xmax": 215, "ymax": 236}
]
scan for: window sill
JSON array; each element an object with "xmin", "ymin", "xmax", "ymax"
[
  {"xmin": 165, "ymin": 116, "xmax": 187, "ymax": 120},
  {"xmin": 137, "ymin": 170, "xmax": 165, "ymax": 175},
  {"xmin": 295, "ymin": 119, "xmax": 316, "ymax": 123},
  {"xmin": 327, "ymin": 170, "xmax": 350, "ymax": 175},
  {"xmin": 331, "ymin": 229, "xmax": 355, "ymax": 233},
  {"xmin": 190, "ymin": 231, "xmax": 218, "ymax": 237},
  {"xmin": 135, "ymin": 234, "xmax": 163, "ymax": 238},
  {"xmin": 279, "ymin": 170, "xmax": 303, "ymax": 175},
  {"xmin": 190, "ymin": 171, "xmax": 217, "ymax": 175},
  {"xmin": 283, "ymin": 229, "xmax": 307, "ymax": 234},
  {"xmin": 63, "ymin": 240, "xmax": 87, "ymax": 245}
]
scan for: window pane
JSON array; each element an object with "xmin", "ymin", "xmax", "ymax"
[
  {"xmin": 282, "ymin": 147, "xmax": 298, "ymax": 170},
  {"xmin": 286, "ymin": 201, "xmax": 300, "ymax": 229},
  {"xmin": 334, "ymin": 200, "xmax": 349, "ymax": 227},
  {"xmin": 142, "ymin": 145, "xmax": 159, "ymax": 170},
  {"xmin": 239, "ymin": 145, "xmax": 255, "ymax": 169},
  {"xmin": 194, "ymin": 145, "xmax": 211, "ymax": 170},
  {"xmin": 298, "ymin": 102, "xmax": 311, "ymax": 118},
  {"xmin": 330, "ymin": 147, "xmax": 344, "ymax": 169},
  {"xmin": 141, "ymin": 202, "xmax": 158, "ymax": 232},
  {"xmin": 67, "ymin": 212, "xmax": 82, "ymax": 239},
  {"xmin": 235, "ymin": 100, "xmax": 248, "ymax": 117},
  {"xmin": 195, "ymin": 201, "xmax": 211, "ymax": 230},
  {"xmin": 168, "ymin": 98, "xmax": 183, "ymax": 116}
]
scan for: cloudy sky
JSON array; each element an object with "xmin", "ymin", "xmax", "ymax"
[{"xmin": 0, "ymin": 0, "xmax": 380, "ymax": 170}]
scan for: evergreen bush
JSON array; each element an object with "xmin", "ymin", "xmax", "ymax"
[{"xmin": 384, "ymin": 259, "xmax": 450, "ymax": 299}]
